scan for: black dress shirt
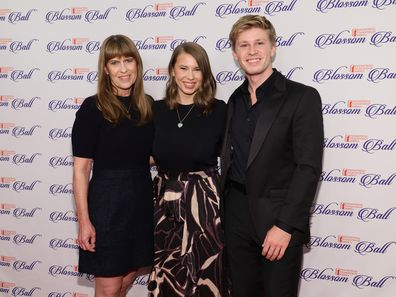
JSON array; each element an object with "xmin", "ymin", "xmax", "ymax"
[{"xmin": 228, "ymin": 69, "xmax": 293, "ymax": 234}]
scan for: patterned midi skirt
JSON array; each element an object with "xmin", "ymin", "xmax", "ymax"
[{"xmin": 148, "ymin": 167, "xmax": 229, "ymax": 297}]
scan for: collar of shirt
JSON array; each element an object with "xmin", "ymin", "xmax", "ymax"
[{"xmin": 240, "ymin": 68, "xmax": 279, "ymax": 108}]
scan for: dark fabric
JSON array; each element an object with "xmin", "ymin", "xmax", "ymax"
[
  {"xmin": 224, "ymin": 186, "xmax": 303, "ymax": 297},
  {"xmin": 72, "ymin": 95, "xmax": 154, "ymax": 276},
  {"xmin": 78, "ymin": 169, "xmax": 154, "ymax": 276},
  {"xmin": 229, "ymin": 70, "xmax": 277, "ymax": 184},
  {"xmin": 71, "ymin": 95, "xmax": 154, "ymax": 171},
  {"xmin": 149, "ymin": 168, "xmax": 230, "ymax": 297},
  {"xmin": 220, "ymin": 69, "xmax": 324, "ymax": 246},
  {"xmin": 152, "ymin": 99, "xmax": 226, "ymax": 172}
]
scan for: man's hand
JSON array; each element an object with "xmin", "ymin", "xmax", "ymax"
[{"xmin": 261, "ymin": 225, "xmax": 291, "ymax": 261}]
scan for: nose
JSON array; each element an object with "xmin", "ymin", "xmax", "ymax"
[
  {"xmin": 186, "ymin": 69, "xmax": 194, "ymax": 79},
  {"xmin": 248, "ymin": 44, "xmax": 258, "ymax": 55},
  {"xmin": 120, "ymin": 61, "xmax": 127, "ymax": 72}
]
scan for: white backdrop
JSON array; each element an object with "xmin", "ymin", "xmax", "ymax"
[{"xmin": 1, "ymin": 1, "xmax": 395, "ymax": 296}]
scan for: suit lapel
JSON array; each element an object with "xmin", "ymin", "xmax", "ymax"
[{"xmin": 246, "ymin": 75, "xmax": 286, "ymax": 169}]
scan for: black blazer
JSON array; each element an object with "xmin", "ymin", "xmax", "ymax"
[{"xmin": 220, "ymin": 71, "xmax": 324, "ymax": 246}]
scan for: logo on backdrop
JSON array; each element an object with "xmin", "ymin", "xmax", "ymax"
[
  {"xmin": 0, "ymin": 38, "xmax": 11, "ymax": 51},
  {"xmin": 314, "ymin": 28, "xmax": 396, "ymax": 47},
  {"xmin": 0, "ymin": 255, "xmax": 16, "ymax": 267},
  {"xmin": 12, "ymin": 179, "xmax": 42, "ymax": 192},
  {"xmin": 48, "ymin": 97, "xmax": 84, "ymax": 112},
  {"xmin": 322, "ymin": 100, "xmax": 396, "ymax": 118},
  {"xmin": 13, "ymin": 207, "xmax": 42, "ymax": 219},
  {"xmin": 0, "ymin": 281, "xmax": 15, "ymax": 294},
  {"xmin": 11, "ymin": 287, "xmax": 41, "ymax": 296},
  {"xmin": 13, "ymin": 260, "xmax": 42, "ymax": 272},
  {"xmin": 45, "ymin": 7, "xmax": 116, "ymax": 24},
  {"xmin": 134, "ymin": 36, "xmax": 206, "ymax": 51},
  {"xmin": 370, "ymin": 30, "xmax": 396, "ymax": 47},
  {"xmin": 314, "ymin": 28, "xmax": 375, "ymax": 49},
  {"xmin": 49, "ymin": 237, "xmax": 79, "ymax": 250},
  {"xmin": 0, "ymin": 66, "xmax": 13, "ymax": 79},
  {"xmin": 0, "ymin": 9, "xmax": 12, "ymax": 22},
  {"xmin": 302, "ymin": 267, "xmax": 396, "ymax": 289},
  {"xmin": 313, "ymin": 65, "xmax": 371, "ymax": 84},
  {"xmin": 367, "ymin": 67, "xmax": 396, "ymax": 83},
  {"xmin": 320, "ymin": 168, "xmax": 396, "ymax": 188},
  {"xmin": 357, "ymin": 207, "xmax": 396, "ymax": 222},
  {"xmin": 13, "ymin": 233, "xmax": 42, "ymax": 246},
  {"xmin": 12, "ymin": 124, "xmax": 41, "ymax": 138},
  {"xmin": 0, "ymin": 38, "xmax": 39, "ymax": 53},
  {"xmin": 0, "ymin": 95, "xmax": 13, "ymax": 107},
  {"xmin": 311, "ymin": 201, "xmax": 363, "ymax": 218},
  {"xmin": 365, "ymin": 103, "xmax": 396, "ymax": 118},
  {"xmin": 11, "ymin": 96, "xmax": 40, "ymax": 110},
  {"xmin": 0, "ymin": 229, "xmax": 16, "ymax": 242},
  {"xmin": 216, "ymin": 69, "xmax": 245, "ymax": 85},
  {"xmin": 215, "ymin": 0, "xmax": 297, "ymax": 18},
  {"xmin": 48, "ymin": 127, "xmax": 72, "ymax": 140},
  {"xmin": 308, "ymin": 235, "xmax": 359, "ymax": 251},
  {"xmin": 5, "ymin": 9, "xmax": 37, "ymax": 24},
  {"xmin": 12, "ymin": 153, "xmax": 42, "ymax": 165},
  {"xmin": 47, "ymin": 68, "xmax": 97, "ymax": 83},
  {"xmin": 0, "ymin": 150, "xmax": 15, "ymax": 163},
  {"xmin": 143, "ymin": 68, "xmax": 168, "ymax": 82},
  {"xmin": 355, "ymin": 240, "xmax": 396, "ymax": 255},
  {"xmin": 49, "ymin": 183, "xmax": 73, "ymax": 196},
  {"xmin": 126, "ymin": 2, "xmax": 205, "ymax": 21},
  {"xmin": 0, "ymin": 67, "xmax": 38, "ymax": 81},
  {"xmin": 308, "ymin": 235, "xmax": 395, "ymax": 255},
  {"xmin": 48, "ymin": 264, "xmax": 94, "ymax": 281},
  {"xmin": 47, "ymin": 38, "xmax": 101, "ymax": 54},
  {"xmin": 324, "ymin": 135, "xmax": 396, "ymax": 153},
  {"xmin": 0, "ymin": 203, "xmax": 16, "ymax": 216},
  {"xmin": 316, "ymin": 0, "xmax": 369, "ymax": 13},
  {"xmin": 215, "ymin": 38, "xmax": 232, "ymax": 52},
  {"xmin": 372, "ymin": 0, "xmax": 396, "ymax": 10},
  {"xmin": 10, "ymin": 68, "xmax": 39, "ymax": 82},
  {"xmin": 49, "ymin": 155, "xmax": 74, "ymax": 168},
  {"xmin": 276, "ymin": 32, "xmax": 304, "ymax": 47},
  {"xmin": 49, "ymin": 210, "xmax": 78, "ymax": 223},
  {"xmin": 0, "ymin": 177, "xmax": 15, "ymax": 189}
]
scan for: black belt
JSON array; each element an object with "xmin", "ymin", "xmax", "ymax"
[{"xmin": 229, "ymin": 180, "xmax": 247, "ymax": 194}]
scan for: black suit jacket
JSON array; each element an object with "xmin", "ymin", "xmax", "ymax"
[{"xmin": 220, "ymin": 71, "xmax": 324, "ymax": 246}]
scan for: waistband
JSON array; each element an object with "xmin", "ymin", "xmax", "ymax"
[
  {"xmin": 157, "ymin": 166, "xmax": 219, "ymax": 181},
  {"xmin": 92, "ymin": 168, "xmax": 150, "ymax": 179}
]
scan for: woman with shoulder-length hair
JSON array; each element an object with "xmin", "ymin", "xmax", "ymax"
[
  {"xmin": 148, "ymin": 42, "xmax": 229, "ymax": 297},
  {"xmin": 72, "ymin": 34, "xmax": 154, "ymax": 297}
]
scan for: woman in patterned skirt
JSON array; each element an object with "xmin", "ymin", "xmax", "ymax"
[{"xmin": 148, "ymin": 42, "xmax": 229, "ymax": 297}]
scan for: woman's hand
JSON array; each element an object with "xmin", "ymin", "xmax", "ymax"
[{"xmin": 78, "ymin": 219, "xmax": 96, "ymax": 252}]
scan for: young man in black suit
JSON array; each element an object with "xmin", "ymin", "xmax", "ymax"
[{"xmin": 221, "ymin": 15, "xmax": 324, "ymax": 297}]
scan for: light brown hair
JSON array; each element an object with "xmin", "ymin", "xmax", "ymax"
[
  {"xmin": 229, "ymin": 15, "xmax": 276, "ymax": 50},
  {"xmin": 166, "ymin": 42, "xmax": 216, "ymax": 114},
  {"xmin": 97, "ymin": 34, "xmax": 152, "ymax": 125}
]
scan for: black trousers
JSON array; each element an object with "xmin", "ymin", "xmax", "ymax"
[{"xmin": 224, "ymin": 185, "xmax": 303, "ymax": 297}]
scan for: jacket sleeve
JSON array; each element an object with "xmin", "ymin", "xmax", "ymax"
[{"xmin": 277, "ymin": 86, "xmax": 324, "ymax": 232}]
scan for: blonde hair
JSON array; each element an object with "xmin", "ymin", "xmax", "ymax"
[
  {"xmin": 97, "ymin": 34, "xmax": 152, "ymax": 125},
  {"xmin": 229, "ymin": 15, "xmax": 276, "ymax": 50}
]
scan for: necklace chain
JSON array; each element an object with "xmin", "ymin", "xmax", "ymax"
[{"xmin": 176, "ymin": 105, "xmax": 194, "ymax": 128}]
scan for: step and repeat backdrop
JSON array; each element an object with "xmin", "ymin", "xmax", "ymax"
[{"xmin": 1, "ymin": 1, "xmax": 395, "ymax": 296}]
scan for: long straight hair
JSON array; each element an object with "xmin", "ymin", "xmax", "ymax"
[
  {"xmin": 97, "ymin": 34, "xmax": 152, "ymax": 125},
  {"xmin": 166, "ymin": 42, "xmax": 216, "ymax": 114}
]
